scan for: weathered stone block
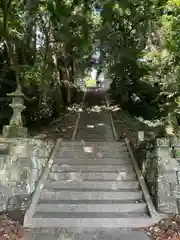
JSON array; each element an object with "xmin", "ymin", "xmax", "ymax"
[
  {"xmin": 0, "ymin": 137, "xmax": 54, "ymax": 211},
  {"xmin": 156, "ymin": 138, "xmax": 170, "ymax": 147},
  {"xmin": 0, "ymin": 142, "xmax": 9, "ymax": 155},
  {"xmin": 172, "ymin": 137, "xmax": 180, "ymax": 147},
  {"xmin": 137, "ymin": 131, "xmax": 144, "ymax": 143},
  {"xmin": 3, "ymin": 125, "xmax": 27, "ymax": 138},
  {"xmin": 0, "ymin": 156, "xmax": 6, "ymax": 170},
  {"xmin": 158, "ymin": 158, "xmax": 178, "ymax": 172},
  {"xmin": 156, "ymin": 176, "xmax": 178, "ymax": 213},
  {"xmin": 135, "ymin": 136, "xmax": 180, "ymax": 214}
]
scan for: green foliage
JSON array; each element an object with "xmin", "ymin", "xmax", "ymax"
[
  {"xmin": 0, "ymin": 0, "xmax": 96, "ymax": 130},
  {"xmin": 1, "ymin": 0, "xmax": 180, "ymax": 131},
  {"xmin": 95, "ymin": 0, "xmax": 180, "ymax": 123}
]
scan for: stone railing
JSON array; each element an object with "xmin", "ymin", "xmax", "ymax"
[
  {"xmin": 134, "ymin": 136, "xmax": 158, "ymax": 207},
  {"xmin": 133, "ymin": 133, "xmax": 180, "ymax": 214},
  {"xmin": 0, "ymin": 138, "xmax": 54, "ymax": 212}
]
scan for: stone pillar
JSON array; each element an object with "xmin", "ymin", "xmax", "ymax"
[
  {"xmin": 156, "ymin": 138, "xmax": 178, "ymax": 213},
  {"xmin": 171, "ymin": 137, "xmax": 180, "ymax": 212},
  {"xmin": 137, "ymin": 131, "xmax": 144, "ymax": 144}
]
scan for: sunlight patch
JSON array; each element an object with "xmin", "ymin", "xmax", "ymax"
[
  {"xmin": 66, "ymin": 179, "xmax": 74, "ymax": 182},
  {"xmin": 68, "ymin": 172, "xmax": 82, "ymax": 181},
  {"xmin": 61, "ymin": 128, "xmax": 67, "ymax": 132},
  {"xmin": 87, "ymin": 125, "xmax": 95, "ymax": 128},
  {"xmin": 116, "ymin": 172, "xmax": 127, "ymax": 180},
  {"xmin": 97, "ymin": 152, "xmax": 103, "ymax": 157},
  {"xmin": 97, "ymin": 123, "xmax": 104, "ymax": 126},
  {"xmin": 112, "ymin": 106, "xmax": 120, "ymax": 111},
  {"xmin": 83, "ymin": 146, "xmax": 93, "ymax": 153},
  {"xmin": 65, "ymin": 179, "xmax": 82, "ymax": 183}
]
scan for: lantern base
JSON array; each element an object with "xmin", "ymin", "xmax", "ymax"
[{"xmin": 3, "ymin": 125, "xmax": 27, "ymax": 138}]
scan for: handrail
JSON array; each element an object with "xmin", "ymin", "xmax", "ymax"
[
  {"xmin": 125, "ymin": 137, "xmax": 161, "ymax": 219},
  {"xmin": 23, "ymin": 138, "xmax": 62, "ymax": 227},
  {"xmin": 105, "ymin": 95, "xmax": 119, "ymax": 141},
  {"xmin": 72, "ymin": 91, "xmax": 86, "ymax": 141},
  {"xmin": 106, "ymin": 97, "xmax": 164, "ymax": 220}
]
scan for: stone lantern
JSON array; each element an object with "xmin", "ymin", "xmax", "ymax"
[{"xmin": 3, "ymin": 86, "xmax": 27, "ymax": 137}]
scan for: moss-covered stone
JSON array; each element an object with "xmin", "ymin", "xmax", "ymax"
[{"xmin": 3, "ymin": 125, "xmax": 27, "ymax": 138}]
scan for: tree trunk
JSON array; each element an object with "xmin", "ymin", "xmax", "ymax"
[
  {"xmin": 26, "ymin": 0, "xmax": 39, "ymax": 62},
  {"xmin": 67, "ymin": 86, "xmax": 71, "ymax": 104}
]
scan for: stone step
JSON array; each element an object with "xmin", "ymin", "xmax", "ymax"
[
  {"xmin": 59, "ymin": 142, "xmax": 126, "ymax": 149},
  {"xmin": 76, "ymin": 125, "xmax": 111, "ymax": 128},
  {"xmin": 77, "ymin": 125, "xmax": 113, "ymax": 128},
  {"xmin": 56, "ymin": 150, "xmax": 128, "ymax": 156},
  {"xmin": 37, "ymin": 199, "xmax": 144, "ymax": 204},
  {"xmin": 54, "ymin": 157, "xmax": 131, "ymax": 165},
  {"xmin": 77, "ymin": 123, "xmax": 112, "ymax": 127},
  {"xmin": 48, "ymin": 171, "xmax": 136, "ymax": 181},
  {"xmin": 59, "ymin": 141, "xmax": 126, "ymax": 147},
  {"xmin": 56, "ymin": 151, "xmax": 129, "ymax": 158},
  {"xmin": 30, "ymin": 212, "xmax": 152, "ymax": 228},
  {"xmin": 51, "ymin": 164, "xmax": 134, "ymax": 172},
  {"xmin": 78, "ymin": 116, "xmax": 109, "ymax": 119},
  {"xmin": 79, "ymin": 115, "xmax": 109, "ymax": 119},
  {"xmin": 76, "ymin": 129, "xmax": 113, "ymax": 133},
  {"xmin": 40, "ymin": 189, "xmax": 142, "ymax": 201},
  {"xmin": 57, "ymin": 145, "xmax": 128, "ymax": 153},
  {"xmin": 75, "ymin": 137, "xmax": 115, "ymax": 142},
  {"xmin": 36, "ymin": 202, "xmax": 147, "ymax": 213},
  {"xmin": 44, "ymin": 180, "xmax": 140, "ymax": 190}
]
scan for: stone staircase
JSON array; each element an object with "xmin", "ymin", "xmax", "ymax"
[
  {"xmin": 75, "ymin": 112, "xmax": 114, "ymax": 142},
  {"xmin": 24, "ymin": 140, "xmax": 160, "ymax": 228}
]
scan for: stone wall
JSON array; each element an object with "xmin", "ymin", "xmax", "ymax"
[
  {"xmin": 134, "ymin": 134, "xmax": 180, "ymax": 214},
  {"xmin": 171, "ymin": 138, "xmax": 180, "ymax": 213},
  {"xmin": 153, "ymin": 138, "xmax": 178, "ymax": 213},
  {"xmin": 134, "ymin": 138, "xmax": 158, "ymax": 207},
  {"xmin": 0, "ymin": 138, "xmax": 54, "ymax": 212}
]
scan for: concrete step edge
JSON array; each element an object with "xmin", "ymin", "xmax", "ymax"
[
  {"xmin": 44, "ymin": 180, "xmax": 140, "ymax": 189},
  {"xmin": 40, "ymin": 190, "xmax": 143, "ymax": 201},
  {"xmin": 48, "ymin": 171, "xmax": 137, "ymax": 181},
  {"xmin": 51, "ymin": 164, "xmax": 133, "ymax": 172},
  {"xmin": 35, "ymin": 202, "xmax": 147, "ymax": 213},
  {"xmin": 26, "ymin": 216, "xmax": 156, "ymax": 228},
  {"xmin": 37, "ymin": 199, "xmax": 145, "ymax": 204},
  {"xmin": 42, "ymin": 188, "xmax": 140, "ymax": 192},
  {"xmin": 53, "ymin": 159, "xmax": 132, "ymax": 164}
]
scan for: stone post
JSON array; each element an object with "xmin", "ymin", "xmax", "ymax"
[
  {"xmin": 3, "ymin": 87, "xmax": 27, "ymax": 137},
  {"xmin": 171, "ymin": 137, "xmax": 180, "ymax": 212},
  {"xmin": 137, "ymin": 131, "xmax": 144, "ymax": 144},
  {"xmin": 156, "ymin": 138, "xmax": 178, "ymax": 213}
]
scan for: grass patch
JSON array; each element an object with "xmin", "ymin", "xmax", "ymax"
[{"xmin": 85, "ymin": 78, "xmax": 96, "ymax": 87}]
